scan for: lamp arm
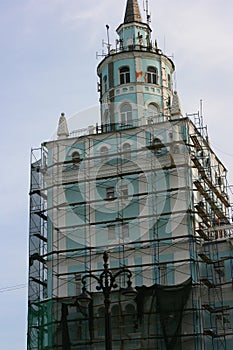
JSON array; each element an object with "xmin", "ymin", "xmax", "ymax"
[
  {"xmin": 113, "ymin": 268, "xmax": 132, "ymax": 281},
  {"xmin": 81, "ymin": 273, "xmax": 102, "ymax": 290}
]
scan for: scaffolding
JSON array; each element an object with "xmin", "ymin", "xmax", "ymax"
[
  {"xmin": 28, "ymin": 148, "xmax": 48, "ymax": 350},
  {"xmin": 27, "ymin": 116, "xmax": 233, "ymax": 350},
  {"xmin": 190, "ymin": 113, "xmax": 233, "ymax": 350}
]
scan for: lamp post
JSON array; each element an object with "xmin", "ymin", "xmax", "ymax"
[{"xmin": 77, "ymin": 251, "xmax": 137, "ymax": 350}]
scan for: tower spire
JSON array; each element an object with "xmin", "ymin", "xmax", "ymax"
[{"xmin": 124, "ymin": 0, "xmax": 142, "ymax": 24}]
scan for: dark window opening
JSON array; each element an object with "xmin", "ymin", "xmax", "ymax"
[
  {"xmin": 120, "ymin": 66, "xmax": 130, "ymax": 85},
  {"xmin": 147, "ymin": 66, "xmax": 158, "ymax": 84},
  {"xmin": 168, "ymin": 74, "xmax": 172, "ymax": 90},
  {"xmin": 106, "ymin": 187, "xmax": 115, "ymax": 201},
  {"xmin": 103, "ymin": 75, "xmax": 107, "ymax": 93},
  {"xmin": 152, "ymin": 138, "xmax": 163, "ymax": 155},
  {"xmin": 71, "ymin": 151, "xmax": 81, "ymax": 168}
]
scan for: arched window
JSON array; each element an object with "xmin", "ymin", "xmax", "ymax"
[
  {"xmin": 103, "ymin": 75, "xmax": 107, "ymax": 93},
  {"xmin": 100, "ymin": 146, "xmax": 109, "ymax": 162},
  {"xmin": 120, "ymin": 103, "xmax": 132, "ymax": 125},
  {"xmin": 123, "ymin": 143, "xmax": 131, "ymax": 160},
  {"xmin": 148, "ymin": 103, "xmax": 159, "ymax": 118},
  {"xmin": 147, "ymin": 66, "xmax": 158, "ymax": 84},
  {"xmin": 120, "ymin": 66, "xmax": 130, "ymax": 84}
]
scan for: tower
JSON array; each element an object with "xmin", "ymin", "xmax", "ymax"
[
  {"xmin": 98, "ymin": 0, "xmax": 177, "ymax": 130},
  {"xmin": 27, "ymin": 1, "xmax": 233, "ymax": 349}
]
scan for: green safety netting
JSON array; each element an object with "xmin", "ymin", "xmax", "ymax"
[
  {"xmin": 136, "ymin": 278, "xmax": 192, "ymax": 350},
  {"xmin": 28, "ymin": 279, "xmax": 192, "ymax": 350}
]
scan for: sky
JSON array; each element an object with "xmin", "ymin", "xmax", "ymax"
[{"xmin": 0, "ymin": 0, "xmax": 233, "ymax": 349}]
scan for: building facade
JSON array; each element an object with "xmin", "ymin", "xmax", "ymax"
[{"xmin": 27, "ymin": 1, "xmax": 233, "ymax": 349}]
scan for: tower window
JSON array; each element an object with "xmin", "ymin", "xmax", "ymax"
[
  {"xmin": 148, "ymin": 103, "xmax": 159, "ymax": 118},
  {"xmin": 100, "ymin": 146, "xmax": 109, "ymax": 162},
  {"xmin": 120, "ymin": 66, "xmax": 130, "ymax": 84},
  {"xmin": 147, "ymin": 66, "xmax": 158, "ymax": 84},
  {"xmin": 103, "ymin": 75, "xmax": 107, "ymax": 93},
  {"xmin": 120, "ymin": 103, "xmax": 133, "ymax": 125}
]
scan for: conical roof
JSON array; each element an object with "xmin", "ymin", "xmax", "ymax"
[{"xmin": 124, "ymin": 0, "xmax": 142, "ymax": 23}]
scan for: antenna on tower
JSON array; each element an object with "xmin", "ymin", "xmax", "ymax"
[
  {"xmin": 106, "ymin": 25, "xmax": 111, "ymax": 55},
  {"xmin": 143, "ymin": 0, "xmax": 151, "ymax": 25},
  {"xmin": 96, "ymin": 25, "xmax": 112, "ymax": 59}
]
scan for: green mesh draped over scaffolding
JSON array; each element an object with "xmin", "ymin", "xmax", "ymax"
[
  {"xmin": 28, "ymin": 279, "xmax": 192, "ymax": 350},
  {"xmin": 136, "ymin": 278, "xmax": 192, "ymax": 350}
]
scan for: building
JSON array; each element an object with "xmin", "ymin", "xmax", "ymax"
[{"xmin": 27, "ymin": 1, "xmax": 233, "ymax": 349}]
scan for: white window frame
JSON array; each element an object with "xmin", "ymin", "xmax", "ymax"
[
  {"xmin": 120, "ymin": 103, "xmax": 133, "ymax": 125},
  {"xmin": 119, "ymin": 66, "xmax": 130, "ymax": 85},
  {"xmin": 147, "ymin": 66, "xmax": 158, "ymax": 85}
]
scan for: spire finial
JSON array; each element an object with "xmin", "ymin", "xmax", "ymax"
[
  {"xmin": 124, "ymin": 0, "xmax": 142, "ymax": 24},
  {"xmin": 57, "ymin": 112, "xmax": 69, "ymax": 139},
  {"xmin": 171, "ymin": 92, "xmax": 183, "ymax": 119}
]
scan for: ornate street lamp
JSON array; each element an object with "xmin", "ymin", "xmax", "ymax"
[{"xmin": 77, "ymin": 251, "xmax": 137, "ymax": 350}]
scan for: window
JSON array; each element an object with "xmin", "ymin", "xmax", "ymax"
[
  {"xmin": 159, "ymin": 264, "xmax": 168, "ymax": 285},
  {"xmin": 124, "ymin": 304, "xmax": 136, "ymax": 334},
  {"xmin": 119, "ymin": 184, "xmax": 128, "ymax": 199},
  {"xmin": 74, "ymin": 274, "xmax": 82, "ymax": 296},
  {"xmin": 214, "ymin": 261, "xmax": 225, "ymax": 283},
  {"xmin": 103, "ymin": 75, "xmax": 107, "ymax": 93},
  {"xmin": 168, "ymin": 74, "xmax": 172, "ymax": 90},
  {"xmin": 107, "ymin": 225, "xmax": 116, "ymax": 240},
  {"xmin": 103, "ymin": 110, "xmax": 109, "ymax": 125},
  {"xmin": 106, "ymin": 187, "xmax": 115, "ymax": 200},
  {"xmin": 71, "ymin": 151, "xmax": 81, "ymax": 168},
  {"xmin": 147, "ymin": 66, "xmax": 158, "ymax": 84},
  {"xmin": 152, "ymin": 137, "xmax": 163, "ymax": 155},
  {"xmin": 111, "ymin": 305, "xmax": 120, "ymax": 334},
  {"xmin": 123, "ymin": 143, "xmax": 131, "ymax": 160},
  {"xmin": 72, "ymin": 151, "xmax": 80, "ymax": 162},
  {"xmin": 120, "ymin": 66, "xmax": 130, "ymax": 84},
  {"xmin": 120, "ymin": 103, "xmax": 133, "ymax": 125},
  {"xmin": 121, "ymin": 223, "xmax": 129, "ymax": 239},
  {"xmin": 100, "ymin": 146, "xmax": 109, "ymax": 162},
  {"xmin": 96, "ymin": 307, "xmax": 105, "ymax": 337},
  {"xmin": 148, "ymin": 103, "xmax": 159, "ymax": 118}
]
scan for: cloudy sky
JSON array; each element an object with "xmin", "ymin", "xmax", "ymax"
[{"xmin": 0, "ymin": 0, "xmax": 233, "ymax": 348}]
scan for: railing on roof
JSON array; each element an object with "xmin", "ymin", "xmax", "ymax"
[
  {"xmin": 105, "ymin": 44, "xmax": 163, "ymax": 57},
  {"xmin": 68, "ymin": 114, "xmax": 171, "ymax": 138}
]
